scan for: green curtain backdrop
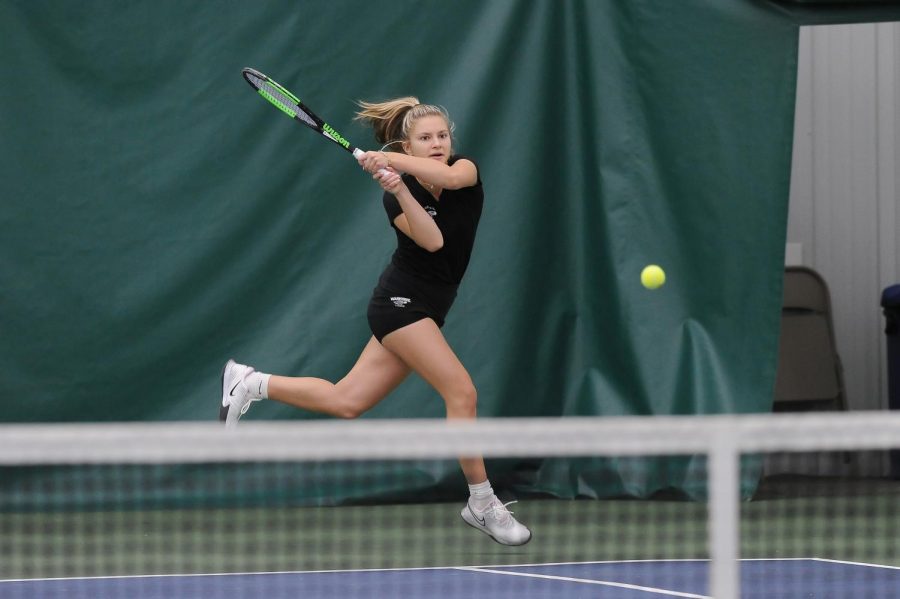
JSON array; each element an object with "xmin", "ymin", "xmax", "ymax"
[{"xmin": 2, "ymin": 1, "xmax": 897, "ymax": 499}]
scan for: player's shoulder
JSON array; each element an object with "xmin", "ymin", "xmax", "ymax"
[
  {"xmin": 448, "ymin": 154, "xmax": 481, "ymax": 187},
  {"xmin": 448, "ymin": 154, "xmax": 477, "ymax": 168}
]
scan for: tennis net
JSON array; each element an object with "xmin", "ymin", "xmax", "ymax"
[{"xmin": 1, "ymin": 413, "xmax": 898, "ymax": 598}]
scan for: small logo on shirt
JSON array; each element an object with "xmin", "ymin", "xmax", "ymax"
[
  {"xmin": 391, "ymin": 297, "xmax": 411, "ymax": 308},
  {"xmin": 424, "ymin": 205, "xmax": 437, "ymax": 217}
]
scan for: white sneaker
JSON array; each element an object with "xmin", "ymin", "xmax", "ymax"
[
  {"xmin": 461, "ymin": 497, "xmax": 532, "ymax": 546},
  {"xmin": 219, "ymin": 359, "xmax": 260, "ymax": 428}
]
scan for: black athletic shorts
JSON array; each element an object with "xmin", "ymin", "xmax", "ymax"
[{"xmin": 367, "ymin": 264, "xmax": 459, "ymax": 343}]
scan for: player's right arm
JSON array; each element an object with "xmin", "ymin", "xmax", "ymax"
[{"xmin": 375, "ymin": 169, "xmax": 443, "ymax": 252}]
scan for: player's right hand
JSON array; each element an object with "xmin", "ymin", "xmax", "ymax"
[{"xmin": 359, "ymin": 151, "xmax": 390, "ymax": 174}]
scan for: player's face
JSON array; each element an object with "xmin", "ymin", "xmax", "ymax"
[{"xmin": 404, "ymin": 115, "xmax": 451, "ymax": 163}]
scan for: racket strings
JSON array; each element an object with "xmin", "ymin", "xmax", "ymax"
[
  {"xmin": 259, "ymin": 86, "xmax": 301, "ymax": 119},
  {"xmin": 245, "ymin": 72, "xmax": 318, "ymax": 130},
  {"xmin": 291, "ymin": 104, "xmax": 319, "ymax": 129}
]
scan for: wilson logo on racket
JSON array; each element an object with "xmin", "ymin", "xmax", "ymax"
[{"xmin": 322, "ymin": 123, "xmax": 351, "ymax": 149}]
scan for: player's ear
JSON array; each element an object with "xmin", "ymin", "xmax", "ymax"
[{"xmin": 402, "ymin": 140, "xmax": 411, "ymax": 154}]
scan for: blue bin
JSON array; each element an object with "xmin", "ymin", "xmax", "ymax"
[{"xmin": 882, "ymin": 284, "xmax": 900, "ymax": 478}]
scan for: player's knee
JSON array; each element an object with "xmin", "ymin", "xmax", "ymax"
[
  {"xmin": 446, "ymin": 383, "xmax": 477, "ymax": 418},
  {"xmin": 335, "ymin": 404, "xmax": 364, "ymax": 420},
  {"xmin": 333, "ymin": 394, "xmax": 365, "ymax": 420}
]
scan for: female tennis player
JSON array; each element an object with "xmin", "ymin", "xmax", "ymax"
[{"xmin": 220, "ymin": 97, "xmax": 530, "ymax": 546}]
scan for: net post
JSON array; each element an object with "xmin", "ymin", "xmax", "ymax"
[{"xmin": 709, "ymin": 425, "xmax": 740, "ymax": 599}]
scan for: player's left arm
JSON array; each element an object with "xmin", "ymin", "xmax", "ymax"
[{"xmin": 361, "ymin": 153, "xmax": 477, "ymax": 190}]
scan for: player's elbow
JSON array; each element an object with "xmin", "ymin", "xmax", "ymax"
[
  {"xmin": 423, "ymin": 239, "xmax": 444, "ymax": 253},
  {"xmin": 443, "ymin": 163, "xmax": 477, "ymax": 190},
  {"xmin": 418, "ymin": 233, "xmax": 443, "ymax": 252},
  {"xmin": 443, "ymin": 172, "xmax": 469, "ymax": 190}
]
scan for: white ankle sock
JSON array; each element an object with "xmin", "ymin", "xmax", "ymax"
[
  {"xmin": 468, "ymin": 480, "xmax": 494, "ymax": 511},
  {"xmin": 245, "ymin": 371, "xmax": 270, "ymax": 399}
]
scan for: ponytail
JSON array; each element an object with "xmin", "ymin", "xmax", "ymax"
[{"xmin": 355, "ymin": 97, "xmax": 454, "ymax": 151}]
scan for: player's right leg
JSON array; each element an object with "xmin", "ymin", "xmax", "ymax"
[{"xmin": 220, "ymin": 336, "xmax": 410, "ymax": 427}]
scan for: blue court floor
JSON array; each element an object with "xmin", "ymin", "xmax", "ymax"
[{"xmin": 2, "ymin": 558, "xmax": 899, "ymax": 598}]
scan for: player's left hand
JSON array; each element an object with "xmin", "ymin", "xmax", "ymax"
[{"xmin": 374, "ymin": 167, "xmax": 403, "ymax": 193}]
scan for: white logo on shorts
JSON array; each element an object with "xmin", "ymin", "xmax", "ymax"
[{"xmin": 391, "ymin": 297, "xmax": 411, "ymax": 308}]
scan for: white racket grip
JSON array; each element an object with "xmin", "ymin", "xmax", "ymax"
[{"xmin": 353, "ymin": 148, "xmax": 388, "ymax": 176}]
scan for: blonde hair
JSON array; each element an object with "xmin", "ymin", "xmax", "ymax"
[{"xmin": 355, "ymin": 97, "xmax": 455, "ymax": 152}]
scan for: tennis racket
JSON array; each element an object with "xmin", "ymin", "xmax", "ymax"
[{"xmin": 242, "ymin": 67, "xmax": 373, "ymax": 165}]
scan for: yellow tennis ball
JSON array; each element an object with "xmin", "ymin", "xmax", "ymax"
[{"xmin": 641, "ymin": 265, "xmax": 666, "ymax": 290}]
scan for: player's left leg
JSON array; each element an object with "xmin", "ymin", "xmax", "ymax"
[{"xmin": 381, "ymin": 318, "xmax": 531, "ymax": 546}]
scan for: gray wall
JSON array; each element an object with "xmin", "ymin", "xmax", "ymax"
[{"xmin": 788, "ymin": 22, "xmax": 900, "ymax": 412}]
